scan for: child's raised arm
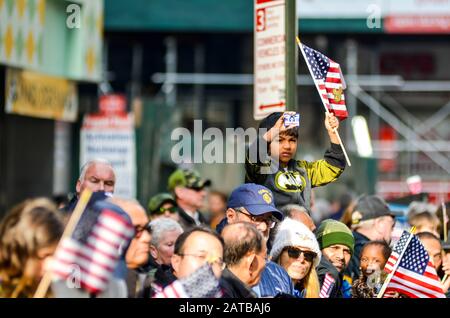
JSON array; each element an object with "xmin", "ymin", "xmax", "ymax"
[{"xmin": 325, "ymin": 112, "xmax": 340, "ymax": 145}]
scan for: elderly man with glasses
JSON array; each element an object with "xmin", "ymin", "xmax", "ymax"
[{"xmin": 216, "ymin": 183, "xmax": 295, "ymax": 297}]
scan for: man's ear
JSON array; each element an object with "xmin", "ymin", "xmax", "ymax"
[
  {"xmin": 247, "ymin": 253, "xmax": 258, "ymax": 275},
  {"xmin": 149, "ymin": 245, "xmax": 158, "ymax": 260},
  {"xmin": 226, "ymin": 208, "xmax": 237, "ymax": 224},
  {"xmin": 75, "ymin": 180, "xmax": 81, "ymax": 194},
  {"xmin": 173, "ymin": 187, "xmax": 183, "ymax": 199},
  {"xmin": 171, "ymin": 254, "xmax": 181, "ymax": 277}
]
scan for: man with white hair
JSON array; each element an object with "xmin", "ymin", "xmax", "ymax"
[
  {"xmin": 63, "ymin": 159, "xmax": 116, "ymax": 213},
  {"xmin": 76, "ymin": 158, "xmax": 116, "ymax": 195}
]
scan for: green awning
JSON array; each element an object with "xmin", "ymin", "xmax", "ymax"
[
  {"xmin": 105, "ymin": 0, "xmax": 253, "ymax": 32},
  {"xmin": 104, "ymin": 0, "xmax": 383, "ymax": 33}
]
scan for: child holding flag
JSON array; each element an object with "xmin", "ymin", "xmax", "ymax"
[{"xmin": 245, "ymin": 111, "xmax": 346, "ymax": 213}]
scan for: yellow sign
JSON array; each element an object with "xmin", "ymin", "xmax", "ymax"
[{"xmin": 5, "ymin": 68, "xmax": 78, "ymax": 122}]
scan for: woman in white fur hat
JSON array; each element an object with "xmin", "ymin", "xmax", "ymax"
[{"xmin": 270, "ymin": 217, "xmax": 321, "ymax": 298}]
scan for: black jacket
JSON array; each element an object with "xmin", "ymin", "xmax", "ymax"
[
  {"xmin": 220, "ymin": 268, "xmax": 258, "ymax": 298},
  {"xmin": 141, "ymin": 256, "xmax": 177, "ymax": 298},
  {"xmin": 345, "ymin": 231, "xmax": 370, "ymax": 281},
  {"xmin": 317, "ymin": 257, "xmax": 343, "ymax": 298},
  {"xmin": 177, "ymin": 207, "xmax": 208, "ymax": 230}
]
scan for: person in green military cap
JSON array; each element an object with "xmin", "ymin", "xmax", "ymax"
[
  {"xmin": 167, "ymin": 169, "xmax": 211, "ymax": 230},
  {"xmin": 315, "ymin": 219, "xmax": 355, "ymax": 298},
  {"xmin": 147, "ymin": 193, "xmax": 180, "ymax": 222}
]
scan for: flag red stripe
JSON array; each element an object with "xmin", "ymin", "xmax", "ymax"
[
  {"xmin": 58, "ymin": 245, "xmax": 116, "ymax": 271},
  {"xmin": 101, "ymin": 210, "xmax": 134, "ymax": 228},
  {"xmin": 53, "ymin": 258, "xmax": 111, "ymax": 283},
  {"xmin": 329, "ymin": 110, "xmax": 348, "ymax": 119},
  {"xmin": 385, "ymin": 287, "xmax": 420, "ymax": 299},
  {"xmin": 325, "ymin": 77, "xmax": 343, "ymax": 84},
  {"xmin": 392, "ymin": 269, "xmax": 444, "ymax": 294},
  {"xmin": 96, "ymin": 220, "xmax": 134, "ymax": 241},
  {"xmin": 328, "ymin": 66, "xmax": 340, "ymax": 73},
  {"xmin": 51, "ymin": 273, "xmax": 104, "ymax": 295},
  {"xmin": 90, "ymin": 232, "xmax": 121, "ymax": 250},
  {"xmin": 172, "ymin": 285, "xmax": 181, "ymax": 298}
]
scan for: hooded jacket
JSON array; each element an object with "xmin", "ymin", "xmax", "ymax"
[{"xmin": 245, "ymin": 137, "xmax": 345, "ymax": 212}]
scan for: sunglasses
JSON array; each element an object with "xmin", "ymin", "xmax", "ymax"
[
  {"xmin": 187, "ymin": 186, "xmax": 205, "ymax": 192},
  {"xmin": 153, "ymin": 206, "xmax": 178, "ymax": 215},
  {"xmin": 134, "ymin": 222, "xmax": 152, "ymax": 238},
  {"xmin": 285, "ymin": 247, "xmax": 316, "ymax": 262}
]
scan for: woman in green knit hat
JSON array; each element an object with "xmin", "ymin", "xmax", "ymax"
[{"xmin": 315, "ymin": 219, "xmax": 355, "ymax": 298}]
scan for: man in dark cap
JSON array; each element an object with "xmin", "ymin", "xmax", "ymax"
[
  {"xmin": 167, "ymin": 169, "xmax": 211, "ymax": 230},
  {"xmin": 147, "ymin": 193, "xmax": 179, "ymax": 222},
  {"xmin": 345, "ymin": 194, "xmax": 399, "ymax": 281}
]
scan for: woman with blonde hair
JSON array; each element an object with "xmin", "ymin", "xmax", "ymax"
[
  {"xmin": 0, "ymin": 198, "xmax": 64, "ymax": 298},
  {"xmin": 270, "ymin": 217, "xmax": 321, "ymax": 298}
]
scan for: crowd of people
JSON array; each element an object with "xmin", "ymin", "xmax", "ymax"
[{"xmin": 0, "ymin": 111, "xmax": 449, "ymax": 298}]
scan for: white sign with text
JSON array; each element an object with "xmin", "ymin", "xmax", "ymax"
[{"xmin": 254, "ymin": 0, "xmax": 287, "ymax": 120}]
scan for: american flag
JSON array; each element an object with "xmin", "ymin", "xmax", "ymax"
[
  {"xmin": 319, "ymin": 273, "xmax": 336, "ymax": 298},
  {"xmin": 51, "ymin": 206, "xmax": 134, "ymax": 295},
  {"xmin": 153, "ymin": 281, "xmax": 188, "ymax": 298},
  {"xmin": 299, "ymin": 43, "xmax": 348, "ymax": 121},
  {"xmin": 383, "ymin": 230, "xmax": 445, "ymax": 298},
  {"xmin": 153, "ymin": 264, "xmax": 222, "ymax": 298}
]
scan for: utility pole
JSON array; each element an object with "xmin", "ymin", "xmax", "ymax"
[{"xmin": 285, "ymin": 0, "xmax": 298, "ymax": 111}]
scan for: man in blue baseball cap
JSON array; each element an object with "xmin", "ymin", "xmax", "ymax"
[
  {"xmin": 218, "ymin": 183, "xmax": 283, "ymax": 240},
  {"xmin": 216, "ymin": 184, "xmax": 295, "ymax": 298}
]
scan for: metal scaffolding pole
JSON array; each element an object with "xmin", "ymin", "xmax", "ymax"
[{"xmin": 350, "ymin": 85, "xmax": 450, "ymax": 174}]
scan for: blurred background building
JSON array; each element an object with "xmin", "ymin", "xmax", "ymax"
[{"xmin": 1, "ymin": 0, "xmax": 449, "ymax": 213}]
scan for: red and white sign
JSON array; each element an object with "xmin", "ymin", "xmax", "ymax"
[
  {"xmin": 99, "ymin": 94, "xmax": 127, "ymax": 116},
  {"xmin": 254, "ymin": 0, "xmax": 286, "ymax": 120},
  {"xmin": 80, "ymin": 108, "xmax": 136, "ymax": 199},
  {"xmin": 385, "ymin": 15, "xmax": 450, "ymax": 33}
]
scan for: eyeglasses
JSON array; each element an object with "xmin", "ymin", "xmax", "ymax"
[
  {"xmin": 134, "ymin": 222, "xmax": 152, "ymax": 239},
  {"xmin": 178, "ymin": 253, "xmax": 225, "ymax": 270},
  {"xmin": 285, "ymin": 247, "xmax": 316, "ymax": 262},
  {"xmin": 153, "ymin": 206, "xmax": 178, "ymax": 215},
  {"xmin": 235, "ymin": 208, "xmax": 277, "ymax": 229}
]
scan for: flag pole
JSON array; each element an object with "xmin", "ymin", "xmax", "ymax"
[
  {"xmin": 33, "ymin": 189, "xmax": 93, "ymax": 298},
  {"xmin": 442, "ymin": 202, "xmax": 448, "ymax": 284},
  {"xmin": 376, "ymin": 226, "xmax": 416, "ymax": 298},
  {"xmin": 443, "ymin": 202, "xmax": 447, "ymax": 242},
  {"xmin": 296, "ymin": 36, "xmax": 352, "ymax": 167}
]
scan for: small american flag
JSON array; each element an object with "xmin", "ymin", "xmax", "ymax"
[
  {"xmin": 51, "ymin": 206, "xmax": 134, "ymax": 295},
  {"xmin": 153, "ymin": 264, "xmax": 222, "ymax": 298},
  {"xmin": 153, "ymin": 281, "xmax": 188, "ymax": 298},
  {"xmin": 299, "ymin": 42, "xmax": 348, "ymax": 121},
  {"xmin": 319, "ymin": 273, "xmax": 336, "ymax": 298},
  {"xmin": 384, "ymin": 230, "xmax": 445, "ymax": 298}
]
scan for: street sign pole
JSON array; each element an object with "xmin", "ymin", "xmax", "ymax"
[{"xmin": 285, "ymin": 0, "xmax": 297, "ymax": 111}]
